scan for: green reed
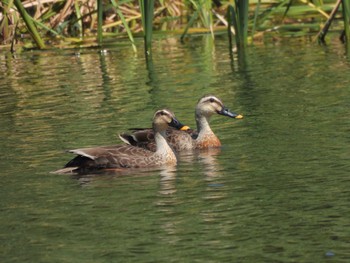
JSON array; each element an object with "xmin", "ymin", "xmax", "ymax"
[
  {"xmin": 0, "ymin": 0, "xmax": 14, "ymax": 45},
  {"xmin": 110, "ymin": 0, "xmax": 136, "ymax": 52},
  {"xmin": 227, "ymin": 0, "xmax": 249, "ymax": 49},
  {"xmin": 181, "ymin": 0, "xmax": 214, "ymax": 40},
  {"xmin": 0, "ymin": 0, "xmax": 348, "ymax": 51},
  {"xmin": 140, "ymin": 0, "xmax": 154, "ymax": 55},
  {"xmin": 317, "ymin": 0, "xmax": 342, "ymax": 43},
  {"xmin": 191, "ymin": 0, "xmax": 213, "ymax": 35},
  {"xmin": 342, "ymin": 0, "xmax": 350, "ymax": 42},
  {"xmin": 13, "ymin": 0, "xmax": 45, "ymax": 49},
  {"xmin": 97, "ymin": 0, "xmax": 103, "ymax": 44}
]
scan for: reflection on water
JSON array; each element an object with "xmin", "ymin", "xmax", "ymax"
[
  {"xmin": 158, "ymin": 166, "xmax": 178, "ymax": 196},
  {"xmin": 1, "ymin": 36, "xmax": 350, "ymax": 262},
  {"xmin": 197, "ymin": 148, "xmax": 222, "ymax": 178},
  {"xmin": 70, "ymin": 165, "xmax": 179, "ymax": 190}
]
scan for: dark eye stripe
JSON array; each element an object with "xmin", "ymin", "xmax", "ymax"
[
  {"xmin": 157, "ymin": 110, "xmax": 172, "ymax": 117},
  {"xmin": 205, "ymin": 97, "xmax": 219, "ymax": 104}
]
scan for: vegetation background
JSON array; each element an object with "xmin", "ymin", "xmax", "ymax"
[{"xmin": 0, "ymin": 0, "xmax": 349, "ymax": 51}]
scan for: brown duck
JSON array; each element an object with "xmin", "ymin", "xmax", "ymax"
[
  {"xmin": 119, "ymin": 95, "xmax": 243, "ymax": 151},
  {"xmin": 54, "ymin": 109, "xmax": 185, "ymax": 174}
]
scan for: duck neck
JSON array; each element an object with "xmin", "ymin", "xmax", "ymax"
[
  {"xmin": 154, "ymin": 130, "xmax": 175, "ymax": 156},
  {"xmin": 196, "ymin": 114, "xmax": 214, "ymax": 137}
]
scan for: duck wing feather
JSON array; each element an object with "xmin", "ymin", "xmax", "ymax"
[
  {"xmin": 119, "ymin": 128, "xmax": 197, "ymax": 152},
  {"xmin": 65, "ymin": 144, "xmax": 156, "ymax": 171}
]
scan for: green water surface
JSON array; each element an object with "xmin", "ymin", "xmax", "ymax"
[{"xmin": 0, "ymin": 36, "xmax": 350, "ymax": 262}]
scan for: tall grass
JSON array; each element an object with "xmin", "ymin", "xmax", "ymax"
[
  {"xmin": 140, "ymin": 0, "xmax": 154, "ymax": 55},
  {"xmin": 13, "ymin": 0, "xmax": 45, "ymax": 49},
  {"xmin": 97, "ymin": 0, "xmax": 103, "ymax": 44},
  {"xmin": 0, "ymin": 0, "xmax": 349, "ymax": 51},
  {"xmin": 227, "ymin": 0, "xmax": 249, "ymax": 49},
  {"xmin": 317, "ymin": 0, "xmax": 342, "ymax": 43},
  {"xmin": 191, "ymin": 0, "xmax": 214, "ymax": 37},
  {"xmin": 110, "ymin": 0, "xmax": 136, "ymax": 52},
  {"xmin": 1, "ymin": 0, "xmax": 15, "ymax": 45},
  {"xmin": 180, "ymin": 10, "xmax": 199, "ymax": 42},
  {"xmin": 342, "ymin": 0, "xmax": 350, "ymax": 43},
  {"xmin": 181, "ymin": 0, "xmax": 215, "ymax": 41}
]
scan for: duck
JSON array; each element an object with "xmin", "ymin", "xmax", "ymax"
[
  {"xmin": 53, "ymin": 109, "xmax": 185, "ymax": 174},
  {"xmin": 119, "ymin": 95, "xmax": 243, "ymax": 151}
]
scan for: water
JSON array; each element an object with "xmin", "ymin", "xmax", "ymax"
[{"xmin": 1, "ymin": 35, "xmax": 350, "ymax": 262}]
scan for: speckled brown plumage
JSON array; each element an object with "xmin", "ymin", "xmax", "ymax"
[
  {"xmin": 120, "ymin": 128, "xmax": 196, "ymax": 152},
  {"xmin": 54, "ymin": 109, "xmax": 184, "ymax": 174}
]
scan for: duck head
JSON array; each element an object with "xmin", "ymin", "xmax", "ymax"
[
  {"xmin": 195, "ymin": 95, "xmax": 243, "ymax": 119},
  {"xmin": 152, "ymin": 109, "xmax": 185, "ymax": 133}
]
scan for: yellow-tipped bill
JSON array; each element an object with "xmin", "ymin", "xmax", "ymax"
[{"xmin": 180, "ymin": 125, "xmax": 191, "ymax": 131}]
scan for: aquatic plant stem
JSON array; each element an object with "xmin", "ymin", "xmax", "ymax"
[
  {"xmin": 97, "ymin": 0, "xmax": 103, "ymax": 45},
  {"xmin": 181, "ymin": 10, "xmax": 199, "ymax": 42},
  {"xmin": 227, "ymin": 0, "xmax": 249, "ymax": 49},
  {"xmin": 317, "ymin": 0, "xmax": 341, "ymax": 43},
  {"xmin": 140, "ymin": 0, "xmax": 154, "ymax": 56},
  {"xmin": 110, "ymin": 0, "xmax": 137, "ymax": 52},
  {"xmin": 74, "ymin": 0, "xmax": 83, "ymax": 38},
  {"xmin": 252, "ymin": 0, "xmax": 261, "ymax": 38},
  {"xmin": 13, "ymin": 0, "xmax": 45, "ymax": 49},
  {"xmin": 342, "ymin": 0, "xmax": 350, "ymax": 43}
]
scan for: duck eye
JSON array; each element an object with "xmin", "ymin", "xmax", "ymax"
[{"xmin": 209, "ymin": 98, "xmax": 215, "ymax": 103}]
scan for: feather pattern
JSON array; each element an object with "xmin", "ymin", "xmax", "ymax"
[{"xmin": 54, "ymin": 109, "xmax": 184, "ymax": 174}]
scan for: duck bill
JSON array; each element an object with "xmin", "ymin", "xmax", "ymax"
[
  {"xmin": 180, "ymin": 125, "xmax": 191, "ymax": 131},
  {"xmin": 218, "ymin": 107, "xmax": 243, "ymax": 119},
  {"xmin": 169, "ymin": 117, "xmax": 189, "ymax": 130}
]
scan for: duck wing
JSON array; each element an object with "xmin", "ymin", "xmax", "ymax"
[
  {"xmin": 119, "ymin": 128, "xmax": 157, "ymax": 151},
  {"xmin": 119, "ymin": 128, "xmax": 196, "ymax": 152},
  {"xmin": 64, "ymin": 144, "xmax": 154, "ymax": 172}
]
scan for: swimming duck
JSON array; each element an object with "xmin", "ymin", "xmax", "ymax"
[
  {"xmin": 119, "ymin": 95, "xmax": 243, "ymax": 151},
  {"xmin": 54, "ymin": 109, "xmax": 184, "ymax": 174}
]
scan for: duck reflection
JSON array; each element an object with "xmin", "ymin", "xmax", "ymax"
[
  {"xmin": 69, "ymin": 165, "xmax": 177, "ymax": 188},
  {"xmin": 155, "ymin": 148, "xmax": 225, "ymax": 238},
  {"xmin": 156, "ymin": 148, "xmax": 223, "ymax": 199},
  {"xmin": 158, "ymin": 166, "xmax": 178, "ymax": 196},
  {"xmin": 196, "ymin": 147, "xmax": 222, "ymax": 179},
  {"xmin": 199, "ymin": 148, "xmax": 229, "ymax": 203}
]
